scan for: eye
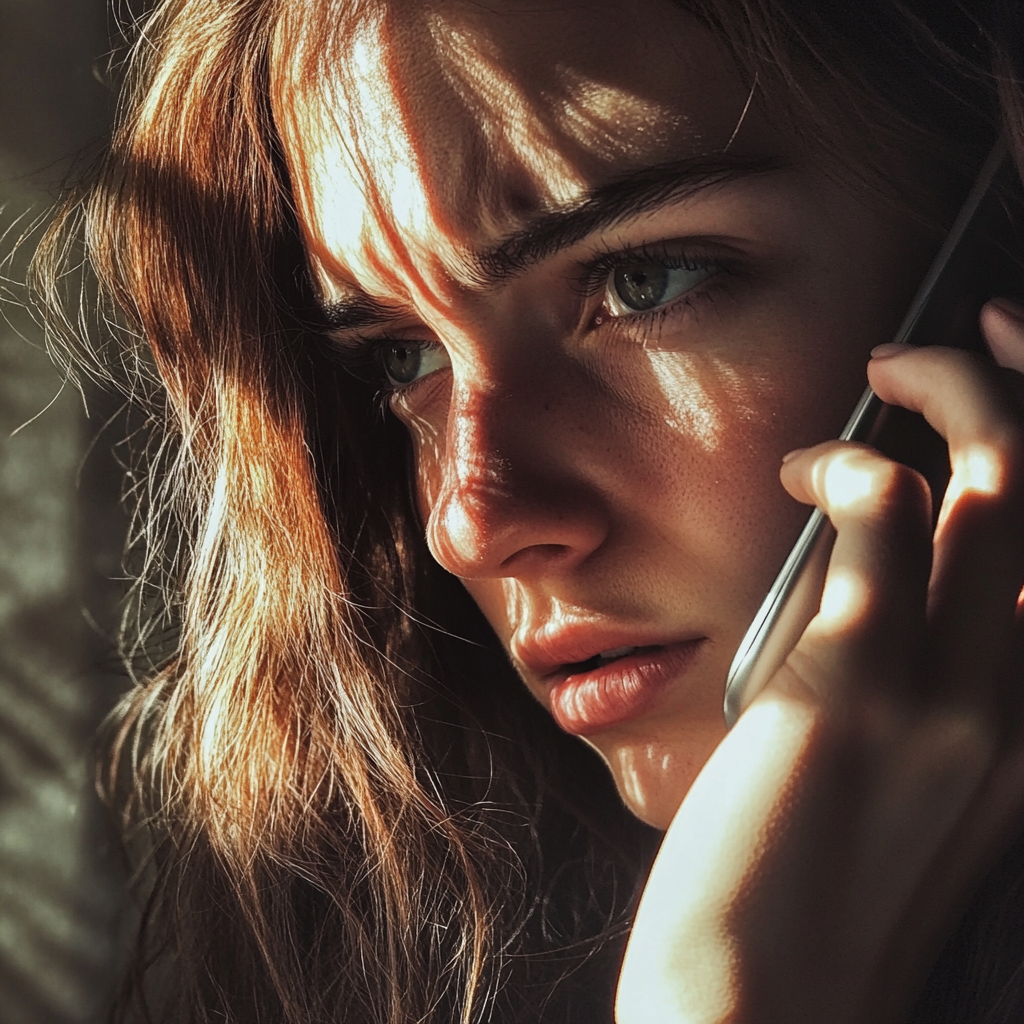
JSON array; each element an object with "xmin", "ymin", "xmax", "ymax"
[
  {"xmin": 605, "ymin": 260, "xmax": 718, "ymax": 316},
  {"xmin": 381, "ymin": 340, "xmax": 451, "ymax": 387}
]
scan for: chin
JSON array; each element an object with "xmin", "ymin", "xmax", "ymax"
[
  {"xmin": 588, "ymin": 720, "xmax": 727, "ymax": 830},
  {"xmin": 619, "ymin": 788, "xmax": 687, "ymax": 831}
]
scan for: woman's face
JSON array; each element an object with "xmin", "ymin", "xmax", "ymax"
[{"xmin": 277, "ymin": 0, "xmax": 938, "ymax": 827}]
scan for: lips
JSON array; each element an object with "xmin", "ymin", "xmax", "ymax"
[
  {"xmin": 513, "ymin": 626, "xmax": 706, "ymax": 736},
  {"xmin": 561, "ymin": 643, "xmax": 667, "ymax": 674}
]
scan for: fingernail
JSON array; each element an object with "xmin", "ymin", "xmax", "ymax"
[
  {"xmin": 987, "ymin": 296, "xmax": 1024, "ymax": 324},
  {"xmin": 870, "ymin": 342, "xmax": 911, "ymax": 359},
  {"xmin": 782, "ymin": 447, "xmax": 807, "ymax": 464}
]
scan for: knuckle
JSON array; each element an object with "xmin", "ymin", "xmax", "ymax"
[
  {"xmin": 872, "ymin": 458, "xmax": 927, "ymax": 506},
  {"xmin": 884, "ymin": 464, "xmax": 932, "ymax": 529},
  {"xmin": 821, "ymin": 449, "xmax": 928, "ymax": 524},
  {"xmin": 955, "ymin": 430, "xmax": 1024, "ymax": 507}
]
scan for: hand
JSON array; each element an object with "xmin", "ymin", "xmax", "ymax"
[{"xmin": 616, "ymin": 300, "xmax": 1024, "ymax": 1024}]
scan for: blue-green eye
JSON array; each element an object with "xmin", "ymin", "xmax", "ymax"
[
  {"xmin": 381, "ymin": 340, "xmax": 451, "ymax": 387},
  {"xmin": 606, "ymin": 261, "xmax": 717, "ymax": 315}
]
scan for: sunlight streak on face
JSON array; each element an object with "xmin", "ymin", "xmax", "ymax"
[
  {"xmin": 645, "ymin": 353, "xmax": 724, "ymax": 452},
  {"xmin": 552, "ymin": 65, "xmax": 685, "ymax": 163},
  {"xmin": 427, "ymin": 17, "xmax": 582, "ymax": 209},
  {"xmin": 614, "ymin": 744, "xmax": 678, "ymax": 811},
  {"xmin": 644, "ymin": 353, "xmax": 761, "ymax": 452},
  {"xmin": 403, "ymin": 409, "xmax": 445, "ymax": 508}
]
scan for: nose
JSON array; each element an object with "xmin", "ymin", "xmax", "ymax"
[{"xmin": 425, "ymin": 378, "xmax": 610, "ymax": 580}]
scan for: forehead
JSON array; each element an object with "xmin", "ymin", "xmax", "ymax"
[{"xmin": 272, "ymin": 0, "xmax": 764, "ymax": 302}]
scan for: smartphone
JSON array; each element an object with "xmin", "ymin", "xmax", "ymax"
[{"xmin": 724, "ymin": 137, "xmax": 1020, "ymax": 728}]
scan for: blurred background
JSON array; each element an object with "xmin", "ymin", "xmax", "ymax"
[{"xmin": 1, "ymin": 1, "xmax": 130, "ymax": 1021}]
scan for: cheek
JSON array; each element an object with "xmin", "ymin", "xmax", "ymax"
[
  {"xmin": 461, "ymin": 578, "xmax": 517, "ymax": 645},
  {"xmin": 628, "ymin": 345, "xmax": 817, "ymax": 522},
  {"xmin": 395, "ymin": 398, "xmax": 449, "ymax": 517}
]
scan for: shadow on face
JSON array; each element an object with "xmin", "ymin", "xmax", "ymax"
[{"xmin": 272, "ymin": 0, "xmax": 944, "ymax": 827}]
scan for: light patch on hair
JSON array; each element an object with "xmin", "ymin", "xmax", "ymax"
[{"xmin": 282, "ymin": 28, "xmax": 441, "ymax": 299}]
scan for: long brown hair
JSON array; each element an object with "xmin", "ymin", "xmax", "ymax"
[{"xmin": 30, "ymin": 0, "xmax": 1024, "ymax": 1021}]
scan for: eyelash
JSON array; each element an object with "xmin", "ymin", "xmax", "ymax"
[
  {"xmin": 578, "ymin": 240, "xmax": 717, "ymax": 294},
  {"xmin": 577, "ymin": 240, "xmax": 732, "ymax": 331},
  {"xmin": 324, "ymin": 241, "xmax": 736, "ymax": 401},
  {"xmin": 319, "ymin": 336, "xmax": 421, "ymax": 411}
]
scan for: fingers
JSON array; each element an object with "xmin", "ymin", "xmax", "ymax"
[
  {"xmin": 778, "ymin": 442, "xmax": 932, "ymax": 707},
  {"xmin": 867, "ymin": 344, "xmax": 1019, "ymax": 462},
  {"xmin": 981, "ymin": 298, "xmax": 1024, "ymax": 374},
  {"xmin": 867, "ymin": 344, "xmax": 1024, "ymax": 696},
  {"xmin": 981, "ymin": 298, "xmax": 1024, "ymax": 441}
]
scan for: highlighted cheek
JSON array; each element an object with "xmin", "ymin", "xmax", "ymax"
[{"xmin": 645, "ymin": 351, "xmax": 733, "ymax": 453}]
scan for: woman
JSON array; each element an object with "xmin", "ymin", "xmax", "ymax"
[{"xmin": 36, "ymin": 0, "xmax": 1024, "ymax": 1020}]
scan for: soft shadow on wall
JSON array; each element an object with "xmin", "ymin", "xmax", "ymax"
[{"xmin": 0, "ymin": 1, "xmax": 130, "ymax": 1022}]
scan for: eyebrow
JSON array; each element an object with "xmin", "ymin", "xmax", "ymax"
[
  {"xmin": 319, "ymin": 153, "xmax": 786, "ymax": 331},
  {"xmin": 473, "ymin": 153, "xmax": 786, "ymax": 283},
  {"xmin": 320, "ymin": 293, "xmax": 401, "ymax": 331}
]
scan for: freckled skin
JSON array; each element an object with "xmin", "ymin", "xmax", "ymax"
[{"xmin": 275, "ymin": 0, "xmax": 940, "ymax": 827}]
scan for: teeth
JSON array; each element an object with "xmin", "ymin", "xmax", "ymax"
[{"xmin": 597, "ymin": 646, "xmax": 637, "ymax": 662}]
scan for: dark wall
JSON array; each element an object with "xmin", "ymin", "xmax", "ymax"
[{"xmin": 0, "ymin": 2, "xmax": 128, "ymax": 1022}]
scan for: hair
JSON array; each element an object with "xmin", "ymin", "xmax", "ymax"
[{"xmin": 28, "ymin": 0, "xmax": 1024, "ymax": 1021}]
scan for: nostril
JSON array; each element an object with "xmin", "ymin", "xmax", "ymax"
[{"xmin": 498, "ymin": 542, "xmax": 574, "ymax": 572}]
